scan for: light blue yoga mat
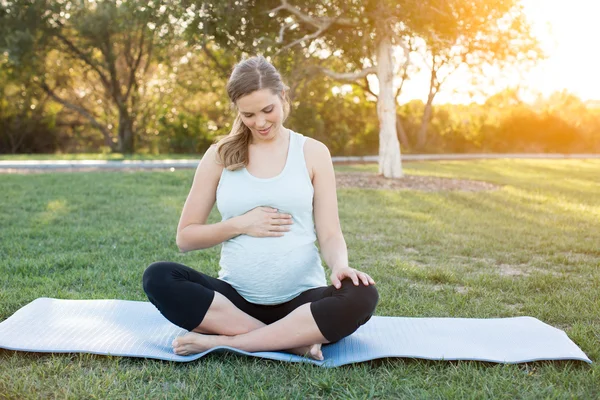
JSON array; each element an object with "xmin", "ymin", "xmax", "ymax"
[{"xmin": 0, "ymin": 298, "xmax": 591, "ymax": 367}]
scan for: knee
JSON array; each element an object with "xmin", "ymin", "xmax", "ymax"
[
  {"xmin": 142, "ymin": 261, "xmax": 174, "ymax": 295},
  {"xmin": 340, "ymin": 278, "xmax": 379, "ymax": 320},
  {"xmin": 313, "ymin": 280, "xmax": 379, "ymax": 343}
]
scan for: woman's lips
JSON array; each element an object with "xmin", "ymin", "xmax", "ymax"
[{"xmin": 257, "ymin": 126, "xmax": 271, "ymax": 135}]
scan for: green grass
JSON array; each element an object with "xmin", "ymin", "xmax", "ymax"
[
  {"xmin": 0, "ymin": 153, "xmax": 200, "ymax": 161},
  {"xmin": 1, "ymin": 160, "xmax": 599, "ymax": 399}
]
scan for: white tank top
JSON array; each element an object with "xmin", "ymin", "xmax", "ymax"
[{"xmin": 215, "ymin": 129, "xmax": 327, "ymax": 304}]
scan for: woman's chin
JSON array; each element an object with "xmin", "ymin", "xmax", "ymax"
[{"xmin": 254, "ymin": 126, "xmax": 279, "ymax": 139}]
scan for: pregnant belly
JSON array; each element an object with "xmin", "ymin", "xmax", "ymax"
[{"xmin": 219, "ymin": 242, "xmax": 322, "ymax": 302}]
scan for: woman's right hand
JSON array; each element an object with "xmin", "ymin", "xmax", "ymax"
[{"xmin": 235, "ymin": 207, "xmax": 293, "ymax": 237}]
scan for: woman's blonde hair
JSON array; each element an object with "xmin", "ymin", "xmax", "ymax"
[{"xmin": 216, "ymin": 56, "xmax": 291, "ymax": 170}]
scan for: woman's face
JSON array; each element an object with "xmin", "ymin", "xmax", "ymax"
[{"xmin": 236, "ymin": 88, "xmax": 285, "ymax": 142}]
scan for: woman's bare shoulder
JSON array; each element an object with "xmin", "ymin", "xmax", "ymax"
[
  {"xmin": 194, "ymin": 144, "xmax": 223, "ymax": 183},
  {"xmin": 302, "ymin": 136, "xmax": 332, "ymax": 180},
  {"xmin": 304, "ymin": 137, "xmax": 331, "ymax": 163},
  {"xmin": 201, "ymin": 144, "xmax": 223, "ymax": 167}
]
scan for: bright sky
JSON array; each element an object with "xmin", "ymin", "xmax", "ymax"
[{"xmin": 392, "ymin": 0, "xmax": 600, "ymax": 104}]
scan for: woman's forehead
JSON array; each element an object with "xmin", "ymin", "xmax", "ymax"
[{"xmin": 237, "ymin": 89, "xmax": 278, "ymax": 112}]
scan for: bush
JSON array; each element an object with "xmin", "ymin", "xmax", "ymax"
[{"xmin": 156, "ymin": 113, "xmax": 216, "ymax": 154}]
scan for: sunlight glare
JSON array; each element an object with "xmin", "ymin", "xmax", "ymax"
[{"xmin": 521, "ymin": 0, "xmax": 600, "ymax": 101}]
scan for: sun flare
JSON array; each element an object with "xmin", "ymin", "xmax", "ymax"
[
  {"xmin": 521, "ymin": 0, "xmax": 600, "ymax": 101},
  {"xmin": 393, "ymin": 0, "xmax": 600, "ymax": 105}
]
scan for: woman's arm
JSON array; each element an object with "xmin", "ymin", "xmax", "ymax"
[
  {"xmin": 308, "ymin": 140, "xmax": 348, "ymax": 269},
  {"xmin": 175, "ymin": 145, "xmax": 238, "ymax": 252},
  {"xmin": 307, "ymin": 139, "xmax": 375, "ymax": 288},
  {"xmin": 176, "ymin": 146, "xmax": 294, "ymax": 252}
]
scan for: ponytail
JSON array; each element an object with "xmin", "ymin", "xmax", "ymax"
[{"xmin": 215, "ymin": 114, "xmax": 252, "ymax": 170}]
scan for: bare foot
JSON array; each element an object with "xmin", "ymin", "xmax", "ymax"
[
  {"xmin": 172, "ymin": 332, "xmax": 219, "ymax": 356},
  {"xmin": 172, "ymin": 333, "xmax": 324, "ymax": 361},
  {"xmin": 288, "ymin": 343, "xmax": 324, "ymax": 360}
]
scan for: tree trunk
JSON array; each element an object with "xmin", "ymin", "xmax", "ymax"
[
  {"xmin": 417, "ymin": 69, "xmax": 437, "ymax": 150},
  {"xmin": 376, "ymin": 34, "xmax": 403, "ymax": 178},
  {"xmin": 118, "ymin": 107, "xmax": 135, "ymax": 153},
  {"xmin": 396, "ymin": 115, "xmax": 410, "ymax": 150}
]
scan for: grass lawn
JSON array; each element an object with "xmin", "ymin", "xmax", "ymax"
[
  {"xmin": 0, "ymin": 153, "xmax": 201, "ymax": 161},
  {"xmin": 0, "ymin": 159, "xmax": 598, "ymax": 398}
]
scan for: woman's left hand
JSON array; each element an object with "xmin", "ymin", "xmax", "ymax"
[{"xmin": 330, "ymin": 266, "xmax": 375, "ymax": 289}]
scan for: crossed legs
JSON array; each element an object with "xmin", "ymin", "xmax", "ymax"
[
  {"xmin": 179, "ymin": 291, "xmax": 327, "ymax": 359},
  {"xmin": 143, "ymin": 261, "xmax": 378, "ymax": 360}
]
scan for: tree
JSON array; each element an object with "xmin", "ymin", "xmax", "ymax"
[
  {"xmin": 267, "ymin": 0, "xmax": 419, "ymax": 178},
  {"xmin": 0, "ymin": 53, "xmax": 61, "ymax": 153},
  {"xmin": 0, "ymin": 0, "xmax": 189, "ymax": 153},
  {"xmin": 413, "ymin": 0, "xmax": 541, "ymax": 150},
  {"xmin": 264, "ymin": 0, "xmax": 530, "ymax": 176}
]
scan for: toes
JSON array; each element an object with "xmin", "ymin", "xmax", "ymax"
[
  {"xmin": 173, "ymin": 346, "xmax": 186, "ymax": 356},
  {"xmin": 308, "ymin": 345, "xmax": 324, "ymax": 361}
]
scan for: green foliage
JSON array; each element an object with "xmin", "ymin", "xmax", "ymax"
[
  {"xmin": 0, "ymin": 58, "xmax": 60, "ymax": 153},
  {"xmin": 156, "ymin": 113, "xmax": 215, "ymax": 154},
  {"xmin": 485, "ymin": 109, "xmax": 582, "ymax": 153},
  {"xmin": 0, "ymin": 0, "xmax": 191, "ymax": 153},
  {"xmin": 398, "ymin": 90, "xmax": 600, "ymax": 154},
  {"xmin": 183, "ymin": 0, "xmax": 282, "ymax": 56},
  {"xmin": 0, "ymin": 1, "xmax": 596, "ymax": 156},
  {"xmin": 289, "ymin": 75, "xmax": 379, "ymax": 156}
]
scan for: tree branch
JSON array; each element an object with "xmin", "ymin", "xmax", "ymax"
[
  {"xmin": 268, "ymin": 0, "xmax": 355, "ymax": 29},
  {"xmin": 124, "ymin": 28, "xmax": 134, "ymax": 70},
  {"xmin": 314, "ymin": 66, "xmax": 377, "ymax": 81},
  {"xmin": 141, "ymin": 35, "xmax": 154, "ymax": 77},
  {"xmin": 357, "ymin": 77, "xmax": 377, "ymax": 98},
  {"xmin": 275, "ymin": 22, "xmax": 331, "ymax": 55},
  {"xmin": 53, "ymin": 31, "xmax": 112, "ymax": 91},
  {"xmin": 436, "ymin": 59, "xmax": 458, "ymax": 89},
  {"xmin": 269, "ymin": 0, "xmax": 358, "ymax": 54},
  {"xmin": 124, "ymin": 27, "xmax": 146, "ymax": 101},
  {"xmin": 277, "ymin": 20, "xmax": 295, "ymax": 43},
  {"xmin": 39, "ymin": 81, "xmax": 113, "ymax": 147},
  {"xmin": 101, "ymin": 35, "xmax": 123, "ymax": 105},
  {"xmin": 395, "ymin": 41, "xmax": 414, "ymax": 101},
  {"xmin": 201, "ymin": 42, "xmax": 230, "ymax": 80}
]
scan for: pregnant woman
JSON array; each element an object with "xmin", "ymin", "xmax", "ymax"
[{"xmin": 142, "ymin": 56, "xmax": 378, "ymax": 360}]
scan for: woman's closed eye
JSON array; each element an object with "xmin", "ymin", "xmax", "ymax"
[{"xmin": 243, "ymin": 108, "xmax": 273, "ymax": 117}]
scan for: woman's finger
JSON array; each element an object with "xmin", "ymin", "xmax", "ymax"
[
  {"xmin": 271, "ymin": 214, "xmax": 293, "ymax": 225},
  {"xmin": 331, "ymin": 274, "xmax": 341, "ymax": 289},
  {"xmin": 350, "ymin": 270, "xmax": 359, "ymax": 286},
  {"xmin": 359, "ymin": 273, "xmax": 370, "ymax": 286}
]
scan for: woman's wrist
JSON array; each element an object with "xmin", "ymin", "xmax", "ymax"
[
  {"xmin": 227, "ymin": 215, "xmax": 246, "ymax": 236},
  {"xmin": 330, "ymin": 263, "xmax": 348, "ymax": 271}
]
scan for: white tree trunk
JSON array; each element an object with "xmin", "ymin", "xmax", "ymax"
[{"xmin": 376, "ymin": 35, "xmax": 403, "ymax": 178}]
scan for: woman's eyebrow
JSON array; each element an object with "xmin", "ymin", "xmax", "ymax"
[{"xmin": 241, "ymin": 104, "xmax": 274, "ymax": 114}]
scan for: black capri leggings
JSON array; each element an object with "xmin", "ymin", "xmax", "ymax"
[{"xmin": 142, "ymin": 261, "xmax": 379, "ymax": 343}]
